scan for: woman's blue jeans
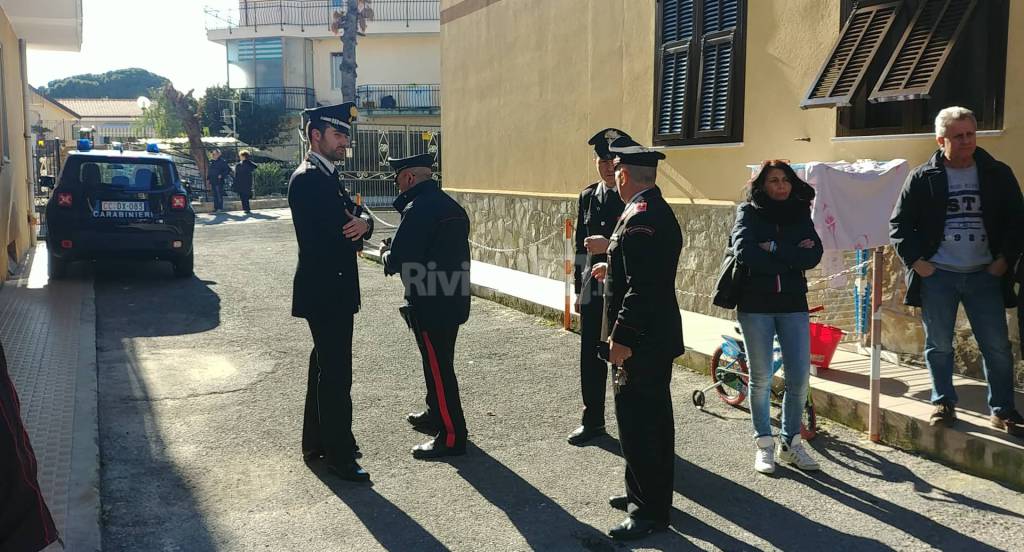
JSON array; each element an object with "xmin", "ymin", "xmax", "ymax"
[{"xmin": 737, "ymin": 311, "xmax": 811, "ymax": 445}]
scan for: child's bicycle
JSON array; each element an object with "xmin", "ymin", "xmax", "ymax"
[{"xmin": 691, "ymin": 307, "xmax": 843, "ymax": 441}]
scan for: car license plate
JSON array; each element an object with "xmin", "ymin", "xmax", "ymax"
[
  {"xmin": 94, "ymin": 201, "xmax": 151, "ymax": 219},
  {"xmin": 101, "ymin": 201, "xmax": 146, "ymax": 212}
]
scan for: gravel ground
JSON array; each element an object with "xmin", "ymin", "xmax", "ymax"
[{"xmin": 91, "ymin": 210, "xmax": 1024, "ymax": 551}]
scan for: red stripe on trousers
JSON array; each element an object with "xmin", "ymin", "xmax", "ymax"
[{"xmin": 421, "ymin": 331, "xmax": 456, "ymax": 448}]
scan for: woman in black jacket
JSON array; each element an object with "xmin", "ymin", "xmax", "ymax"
[{"xmin": 731, "ymin": 160, "xmax": 823, "ymax": 475}]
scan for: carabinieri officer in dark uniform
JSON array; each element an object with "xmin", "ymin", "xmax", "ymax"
[
  {"xmin": 567, "ymin": 128, "xmax": 629, "ymax": 446},
  {"xmin": 288, "ymin": 102, "xmax": 374, "ymax": 482},
  {"xmin": 593, "ymin": 135, "xmax": 683, "ymax": 540},
  {"xmin": 380, "ymin": 153, "xmax": 471, "ymax": 459}
]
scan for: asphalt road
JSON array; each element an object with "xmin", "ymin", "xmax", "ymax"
[{"xmin": 91, "ymin": 208, "xmax": 1024, "ymax": 551}]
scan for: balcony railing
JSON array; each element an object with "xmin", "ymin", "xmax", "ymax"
[
  {"xmin": 356, "ymin": 84, "xmax": 439, "ymax": 111},
  {"xmin": 205, "ymin": 0, "xmax": 440, "ymax": 32},
  {"xmin": 234, "ymin": 86, "xmax": 317, "ymax": 111}
]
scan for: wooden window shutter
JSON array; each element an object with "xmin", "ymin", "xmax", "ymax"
[
  {"xmin": 801, "ymin": 2, "xmax": 902, "ymax": 109},
  {"xmin": 694, "ymin": 0, "xmax": 741, "ymax": 138},
  {"xmin": 656, "ymin": 0, "xmax": 695, "ymax": 138},
  {"xmin": 869, "ymin": 0, "xmax": 977, "ymax": 103}
]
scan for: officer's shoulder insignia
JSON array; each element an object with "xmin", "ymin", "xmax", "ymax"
[
  {"xmin": 625, "ymin": 225, "xmax": 655, "ymax": 236},
  {"xmin": 635, "ymin": 201, "xmax": 648, "ymax": 213}
]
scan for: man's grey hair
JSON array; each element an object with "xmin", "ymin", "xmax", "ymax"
[
  {"xmin": 935, "ymin": 106, "xmax": 977, "ymax": 138},
  {"xmin": 624, "ymin": 164, "xmax": 657, "ymax": 185}
]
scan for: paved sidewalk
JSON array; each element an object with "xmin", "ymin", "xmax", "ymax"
[
  {"xmin": 364, "ymin": 249, "xmax": 1024, "ymax": 488},
  {"xmin": 1, "ymin": 244, "xmax": 100, "ymax": 551}
]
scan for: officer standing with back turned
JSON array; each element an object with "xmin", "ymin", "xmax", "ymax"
[
  {"xmin": 288, "ymin": 102, "xmax": 374, "ymax": 482},
  {"xmin": 567, "ymin": 128, "xmax": 629, "ymax": 446},
  {"xmin": 380, "ymin": 153, "xmax": 471, "ymax": 460},
  {"xmin": 593, "ymin": 135, "xmax": 683, "ymax": 540}
]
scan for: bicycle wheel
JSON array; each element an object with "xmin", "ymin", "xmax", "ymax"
[{"xmin": 710, "ymin": 346, "xmax": 749, "ymax": 406}]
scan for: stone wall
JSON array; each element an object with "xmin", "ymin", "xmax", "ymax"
[{"xmin": 451, "ymin": 190, "xmax": 1023, "ymax": 390}]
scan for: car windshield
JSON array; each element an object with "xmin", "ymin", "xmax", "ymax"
[{"xmin": 62, "ymin": 158, "xmax": 174, "ymax": 192}]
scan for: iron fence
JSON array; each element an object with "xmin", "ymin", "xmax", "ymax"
[
  {"xmin": 205, "ymin": 0, "xmax": 439, "ymax": 31},
  {"xmin": 340, "ymin": 124, "xmax": 440, "ymax": 207},
  {"xmin": 356, "ymin": 84, "xmax": 440, "ymax": 111},
  {"xmin": 235, "ymin": 87, "xmax": 317, "ymax": 112}
]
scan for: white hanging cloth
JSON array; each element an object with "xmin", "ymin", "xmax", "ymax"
[{"xmin": 805, "ymin": 159, "xmax": 910, "ymax": 251}]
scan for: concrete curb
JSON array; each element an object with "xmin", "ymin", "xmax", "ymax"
[
  {"xmin": 67, "ymin": 273, "xmax": 101, "ymax": 551},
  {"xmin": 361, "ymin": 249, "xmax": 1024, "ymax": 489},
  {"xmin": 192, "ymin": 197, "xmax": 289, "ymax": 214}
]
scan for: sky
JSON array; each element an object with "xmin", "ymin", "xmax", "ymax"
[{"xmin": 27, "ymin": 0, "xmax": 239, "ymax": 97}]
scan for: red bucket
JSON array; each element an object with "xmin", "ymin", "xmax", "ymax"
[{"xmin": 809, "ymin": 322, "xmax": 844, "ymax": 370}]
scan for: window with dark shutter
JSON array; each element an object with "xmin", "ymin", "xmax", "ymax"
[
  {"xmin": 654, "ymin": 0, "xmax": 746, "ymax": 146},
  {"xmin": 801, "ymin": 2, "xmax": 903, "ymax": 108},
  {"xmin": 825, "ymin": 0, "xmax": 1006, "ymax": 136},
  {"xmin": 869, "ymin": 0, "xmax": 977, "ymax": 103}
]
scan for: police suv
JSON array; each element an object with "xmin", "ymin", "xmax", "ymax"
[{"xmin": 45, "ymin": 141, "xmax": 196, "ymax": 278}]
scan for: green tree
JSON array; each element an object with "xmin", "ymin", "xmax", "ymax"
[
  {"xmin": 41, "ymin": 68, "xmax": 170, "ymax": 99},
  {"xmin": 200, "ymin": 85, "xmax": 289, "ymax": 147},
  {"xmin": 252, "ymin": 162, "xmax": 286, "ymax": 196},
  {"xmin": 135, "ymin": 98, "xmax": 185, "ymax": 138}
]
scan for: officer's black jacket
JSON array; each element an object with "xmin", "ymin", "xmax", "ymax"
[
  {"xmin": 384, "ymin": 179, "xmax": 470, "ymax": 328},
  {"xmin": 208, "ymin": 157, "xmax": 231, "ymax": 187},
  {"xmin": 605, "ymin": 186, "xmax": 684, "ymax": 359},
  {"xmin": 288, "ymin": 155, "xmax": 374, "ymax": 319},
  {"xmin": 574, "ymin": 182, "xmax": 625, "ymax": 299}
]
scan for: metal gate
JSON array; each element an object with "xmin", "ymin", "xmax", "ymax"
[{"xmin": 339, "ymin": 124, "xmax": 441, "ymax": 208}]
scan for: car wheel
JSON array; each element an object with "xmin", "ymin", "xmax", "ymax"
[
  {"xmin": 47, "ymin": 249, "xmax": 68, "ymax": 280},
  {"xmin": 173, "ymin": 251, "xmax": 194, "ymax": 278}
]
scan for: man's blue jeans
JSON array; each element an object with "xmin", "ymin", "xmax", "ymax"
[
  {"xmin": 737, "ymin": 311, "xmax": 810, "ymax": 445},
  {"xmin": 920, "ymin": 268, "xmax": 1017, "ymax": 417},
  {"xmin": 212, "ymin": 183, "xmax": 225, "ymax": 211}
]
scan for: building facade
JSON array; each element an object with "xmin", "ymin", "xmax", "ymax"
[
  {"xmin": 0, "ymin": 1, "xmax": 82, "ymax": 277},
  {"xmin": 55, "ymin": 98, "xmax": 153, "ymax": 145},
  {"xmin": 440, "ymin": 0, "xmax": 1024, "ymax": 385}
]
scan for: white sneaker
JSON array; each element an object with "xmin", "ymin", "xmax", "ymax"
[
  {"xmin": 754, "ymin": 435, "xmax": 776, "ymax": 474},
  {"xmin": 778, "ymin": 435, "xmax": 820, "ymax": 471}
]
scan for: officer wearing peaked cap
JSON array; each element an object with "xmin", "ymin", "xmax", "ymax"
[
  {"xmin": 288, "ymin": 102, "xmax": 374, "ymax": 482},
  {"xmin": 380, "ymin": 152, "xmax": 472, "ymax": 459},
  {"xmin": 567, "ymin": 128, "xmax": 629, "ymax": 447},
  {"xmin": 592, "ymin": 135, "xmax": 684, "ymax": 540}
]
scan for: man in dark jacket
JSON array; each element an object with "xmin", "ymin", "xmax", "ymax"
[
  {"xmin": 208, "ymin": 148, "xmax": 231, "ymax": 213},
  {"xmin": 890, "ymin": 106, "xmax": 1024, "ymax": 436},
  {"xmin": 381, "ymin": 153, "xmax": 471, "ymax": 460},
  {"xmin": 593, "ymin": 136, "xmax": 683, "ymax": 541},
  {"xmin": 567, "ymin": 128, "xmax": 628, "ymax": 446},
  {"xmin": 1, "ymin": 341, "xmax": 59, "ymax": 552},
  {"xmin": 233, "ymin": 150, "xmax": 257, "ymax": 215},
  {"xmin": 288, "ymin": 102, "xmax": 374, "ymax": 482}
]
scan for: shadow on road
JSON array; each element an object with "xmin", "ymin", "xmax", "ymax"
[
  {"xmin": 311, "ymin": 465, "xmax": 448, "ymax": 552},
  {"xmin": 94, "ymin": 260, "xmax": 221, "ymax": 550}
]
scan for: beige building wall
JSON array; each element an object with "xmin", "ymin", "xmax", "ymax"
[
  {"xmin": 441, "ymin": 0, "xmax": 1024, "ymax": 201},
  {"xmin": 29, "ymin": 90, "xmax": 79, "ymax": 141},
  {"xmin": 0, "ymin": 9, "xmax": 32, "ymax": 275},
  {"xmin": 313, "ymin": 34, "xmax": 441, "ymax": 105}
]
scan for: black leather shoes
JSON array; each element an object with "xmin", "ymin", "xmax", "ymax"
[
  {"xmin": 567, "ymin": 425, "xmax": 607, "ymax": 446},
  {"xmin": 302, "ymin": 449, "xmax": 324, "ymax": 462},
  {"xmin": 608, "ymin": 517, "xmax": 667, "ymax": 540},
  {"xmin": 407, "ymin": 411, "xmax": 440, "ymax": 434},
  {"xmin": 326, "ymin": 461, "xmax": 371, "ymax": 483},
  {"xmin": 609, "ymin": 495, "xmax": 629, "ymax": 512},
  {"xmin": 411, "ymin": 439, "xmax": 466, "ymax": 460}
]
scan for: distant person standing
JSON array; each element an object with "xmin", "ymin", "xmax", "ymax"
[
  {"xmin": 208, "ymin": 148, "xmax": 231, "ymax": 213},
  {"xmin": 233, "ymin": 150, "xmax": 257, "ymax": 215}
]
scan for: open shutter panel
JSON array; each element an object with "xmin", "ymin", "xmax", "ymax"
[
  {"xmin": 801, "ymin": 2, "xmax": 902, "ymax": 109},
  {"xmin": 656, "ymin": 0, "xmax": 696, "ymax": 138},
  {"xmin": 694, "ymin": 0, "xmax": 740, "ymax": 137},
  {"xmin": 869, "ymin": 0, "xmax": 977, "ymax": 103},
  {"xmin": 657, "ymin": 46, "xmax": 691, "ymax": 136}
]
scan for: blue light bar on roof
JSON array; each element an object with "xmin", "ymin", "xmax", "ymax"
[
  {"xmin": 146, "ymin": 142, "xmax": 160, "ymax": 153},
  {"xmin": 77, "ymin": 139, "xmax": 92, "ymax": 152}
]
